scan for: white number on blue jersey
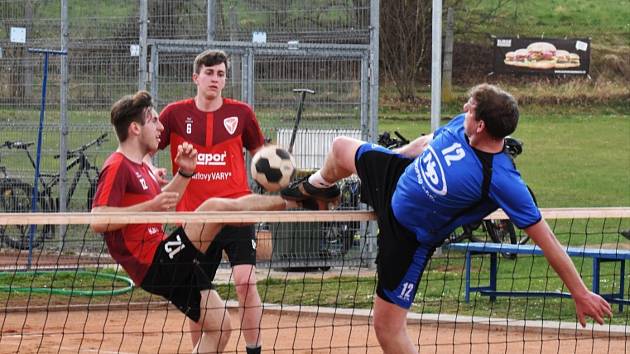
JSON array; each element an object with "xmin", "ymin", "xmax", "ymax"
[{"xmin": 441, "ymin": 142, "xmax": 466, "ymax": 166}]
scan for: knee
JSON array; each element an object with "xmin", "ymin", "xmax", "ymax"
[
  {"xmin": 205, "ymin": 313, "xmax": 232, "ymax": 334},
  {"xmin": 331, "ymin": 136, "xmax": 351, "ymax": 158},
  {"xmin": 233, "ymin": 270, "xmax": 258, "ymax": 297},
  {"xmin": 373, "ymin": 313, "xmax": 404, "ymax": 339}
]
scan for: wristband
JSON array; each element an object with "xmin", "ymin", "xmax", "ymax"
[{"xmin": 177, "ymin": 169, "xmax": 194, "ymax": 178}]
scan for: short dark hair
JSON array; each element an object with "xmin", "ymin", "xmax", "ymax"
[
  {"xmin": 469, "ymin": 84, "xmax": 519, "ymax": 139},
  {"xmin": 193, "ymin": 49, "xmax": 229, "ymax": 74},
  {"xmin": 110, "ymin": 90, "xmax": 154, "ymax": 142}
]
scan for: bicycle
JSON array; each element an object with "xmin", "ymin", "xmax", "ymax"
[
  {"xmin": 320, "ymin": 176, "xmax": 362, "ymax": 258},
  {"xmin": 0, "ymin": 132, "xmax": 108, "ymax": 249}
]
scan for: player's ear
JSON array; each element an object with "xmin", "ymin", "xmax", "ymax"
[
  {"xmin": 129, "ymin": 121, "xmax": 141, "ymax": 137},
  {"xmin": 192, "ymin": 72, "xmax": 198, "ymax": 84},
  {"xmin": 476, "ymin": 119, "xmax": 486, "ymax": 134}
]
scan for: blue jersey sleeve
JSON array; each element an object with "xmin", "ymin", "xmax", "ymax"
[
  {"xmin": 489, "ymin": 160, "xmax": 541, "ymax": 229},
  {"xmin": 434, "ymin": 114, "xmax": 465, "ymax": 138}
]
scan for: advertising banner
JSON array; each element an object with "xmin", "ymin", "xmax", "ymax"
[{"xmin": 493, "ymin": 37, "xmax": 590, "ymax": 75}]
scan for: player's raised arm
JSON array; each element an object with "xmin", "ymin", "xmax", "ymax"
[{"xmin": 524, "ymin": 219, "xmax": 613, "ymax": 326}]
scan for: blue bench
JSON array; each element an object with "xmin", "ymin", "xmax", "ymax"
[{"xmin": 446, "ymin": 242, "xmax": 630, "ymax": 311}]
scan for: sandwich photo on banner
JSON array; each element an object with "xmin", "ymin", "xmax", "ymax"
[{"xmin": 493, "ymin": 37, "xmax": 590, "ymax": 75}]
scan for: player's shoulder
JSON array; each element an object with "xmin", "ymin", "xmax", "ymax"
[
  {"xmin": 491, "ymin": 154, "xmax": 524, "ymax": 186},
  {"xmin": 103, "ymin": 152, "xmax": 136, "ymax": 173},
  {"xmin": 223, "ymin": 98, "xmax": 253, "ymax": 111},
  {"xmin": 432, "ymin": 114, "xmax": 466, "ymax": 146},
  {"xmin": 99, "ymin": 152, "xmax": 130, "ymax": 180},
  {"xmin": 162, "ymin": 98, "xmax": 195, "ymax": 113},
  {"xmin": 446, "ymin": 113, "xmax": 465, "ymax": 127},
  {"xmin": 103, "ymin": 152, "xmax": 125, "ymax": 168}
]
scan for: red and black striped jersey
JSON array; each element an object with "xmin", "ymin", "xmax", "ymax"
[
  {"xmin": 92, "ymin": 152, "xmax": 165, "ymax": 285},
  {"xmin": 158, "ymin": 98, "xmax": 264, "ymax": 211}
]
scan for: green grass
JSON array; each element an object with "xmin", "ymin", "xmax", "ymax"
[
  {"xmin": 378, "ymin": 113, "xmax": 630, "ymax": 208},
  {"xmin": 461, "ymin": 0, "xmax": 629, "ymax": 46},
  {"xmin": 514, "ymin": 114, "xmax": 630, "ymax": 207}
]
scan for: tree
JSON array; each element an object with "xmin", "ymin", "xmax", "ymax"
[{"xmin": 380, "ymin": 0, "xmax": 431, "ymax": 101}]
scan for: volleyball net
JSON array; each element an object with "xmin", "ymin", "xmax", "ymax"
[{"xmin": 0, "ymin": 208, "xmax": 628, "ymax": 353}]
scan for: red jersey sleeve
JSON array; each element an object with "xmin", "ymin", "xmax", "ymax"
[
  {"xmin": 241, "ymin": 104, "xmax": 265, "ymax": 152},
  {"xmin": 158, "ymin": 104, "xmax": 172, "ymax": 150},
  {"xmin": 92, "ymin": 154, "xmax": 128, "ymax": 208}
]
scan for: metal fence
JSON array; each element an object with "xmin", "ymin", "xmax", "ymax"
[
  {"xmin": 0, "ymin": 0, "xmax": 377, "ymax": 267},
  {"xmin": 148, "ymin": 39, "xmax": 376, "ymax": 267}
]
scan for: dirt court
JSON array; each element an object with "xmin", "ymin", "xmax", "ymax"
[{"xmin": 0, "ymin": 304, "xmax": 627, "ymax": 354}]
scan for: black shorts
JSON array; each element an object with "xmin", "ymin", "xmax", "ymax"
[
  {"xmin": 355, "ymin": 144, "xmax": 435, "ymax": 309},
  {"xmin": 200, "ymin": 224, "xmax": 256, "ymax": 278},
  {"xmin": 141, "ymin": 227, "xmax": 213, "ymax": 322}
]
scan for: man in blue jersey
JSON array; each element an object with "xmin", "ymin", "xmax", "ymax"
[{"xmin": 282, "ymin": 83, "xmax": 613, "ymax": 354}]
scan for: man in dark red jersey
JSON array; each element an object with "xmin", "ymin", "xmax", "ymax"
[
  {"xmin": 92, "ymin": 91, "xmax": 313, "ymax": 353},
  {"xmin": 152, "ymin": 49, "xmax": 266, "ymax": 354}
]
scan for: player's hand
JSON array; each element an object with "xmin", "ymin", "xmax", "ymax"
[
  {"xmin": 174, "ymin": 142, "xmax": 197, "ymax": 176},
  {"xmin": 574, "ymin": 291, "xmax": 612, "ymax": 327},
  {"xmin": 154, "ymin": 167, "xmax": 169, "ymax": 186},
  {"xmin": 150, "ymin": 192, "xmax": 180, "ymax": 211}
]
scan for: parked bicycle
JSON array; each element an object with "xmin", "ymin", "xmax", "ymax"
[
  {"xmin": 0, "ymin": 132, "xmax": 108, "ymax": 249},
  {"xmin": 320, "ymin": 176, "xmax": 362, "ymax": 258}
]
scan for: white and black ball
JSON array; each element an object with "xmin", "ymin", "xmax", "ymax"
[{"xmin": 251, "ymin": 145, "xmax": 296, "ymax": 192}]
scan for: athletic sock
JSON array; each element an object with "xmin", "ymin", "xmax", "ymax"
[
  {"xmin": 246, "ymin": 346, "xmax": 261, "ymax": 354},
  {"xmin": 308, "ymin": 170, "xmax": 334, "ymax": 188}
]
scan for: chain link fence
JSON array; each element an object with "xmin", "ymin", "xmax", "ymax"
[{"xmin": 0, "ymin": 0, "xmax": 376, "ymax": 267}]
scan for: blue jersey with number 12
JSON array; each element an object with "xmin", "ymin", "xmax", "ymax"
[{"xmin": 391, "ymin": 114, "xmax": 541, "ymax": 245}]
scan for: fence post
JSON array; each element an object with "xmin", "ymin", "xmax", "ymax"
[{"xmin": 138, "ymin": 0, "xmax": 148, "ymax": 90}]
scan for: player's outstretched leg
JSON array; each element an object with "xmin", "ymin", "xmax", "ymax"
[
  {"xmin": 281, "ymin": 176, "xmax": 341, "ymax": 202},
  {"xmin": 282, "ymin": 136, "xmax": 365, "ymax": 208}
]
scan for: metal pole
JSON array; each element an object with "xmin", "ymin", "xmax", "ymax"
[
  {"xmin": 367, "ymin": 0, "xmax": 380, "ymax": 266},
  {"xmin": 138, "ymin": 0, "xmax": 148, "ymax": 90},
  {"xmin": 59, "ymin": 0, "xmax": 69, "ymax": 248},
  {"xmin": 243, "ymin": 48, "xmax": 254, "ymax": 105},
  {"xmin": 369, "ymin": 0, "xmax": 379, "ymax": 143},
  {"xmin": 287, "ymin": 89, "xmax": 315, "ymax": 154},
  {"xmin": 431, "ymin": 0, "xmax": 443, "ymax": 132},
  {"xmin": 360, "ymin": 53, "xmax": 369, "ymax": 141},
  {"xmin": 27, "ymin": 48, "xmax": 68, "ymax": 268},
  {"xmin": 150, "ymin": 44, "xmax": 159, "ymax": 107},
  {"xmin": 207, "ymin": 0, "xmax": 216, "ymax": 42}
]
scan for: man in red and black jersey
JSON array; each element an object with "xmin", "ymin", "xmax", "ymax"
[
  {"xmin": 151, "ymin": 50, "xmax": 266, "ymax": 354},
  {"xmin": 92, "ymin": 91, "xmax": 314, "ymax": 353}
]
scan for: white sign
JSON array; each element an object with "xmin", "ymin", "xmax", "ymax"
[
  {"xmin": 130, "ymin": 44, "xmax": 140, "ymax": 57},
  {"xmin": 10, "ymin": 27, "xmax": 26, "ymax": 43},
  {"xmin": 575, "ymin": 40, "xmax": 588, "ymax": 52},
  {"xmin": 496, "ymin": 39, "xmax": 512, "ymax": 47},
  {"xmin": 252, "ymin": 31, "xmax": 267, "ymax": 44}
]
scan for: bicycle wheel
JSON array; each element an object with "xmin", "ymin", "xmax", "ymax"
[
  {"xmin": 0, "ymin": 179, "xmax": 45, "ymax": 249},
  {"xmin": 485, "ymin": 220, "xmax": 526, "ymax": 259}
]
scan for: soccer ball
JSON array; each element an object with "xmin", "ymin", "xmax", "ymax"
[{"xmin": 251, "ymin": 145, "xmax": 296, "ymax": 192}]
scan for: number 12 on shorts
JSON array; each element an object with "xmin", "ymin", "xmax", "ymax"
[{"xmin": 399, "ymin": 282, "xmax": 414, "ymax": 302}]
